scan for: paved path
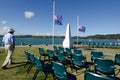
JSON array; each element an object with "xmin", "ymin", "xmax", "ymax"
[{"xmin": 0, "ymin": 44, "xmax": 119, "ymax": 55}]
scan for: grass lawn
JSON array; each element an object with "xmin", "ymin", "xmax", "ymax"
[{"xmin": 0, "ymin": 46, "xmax": 120, "ymax": 80}]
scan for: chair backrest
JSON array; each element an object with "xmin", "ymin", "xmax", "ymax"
[
  {"xmin": 58, "ymin": 46, "xmax": 64, "ymax": 53},
  {"xmin": 53, "ymin": 46, "xmax": 58, "ymax": 51},
  {"xmin": 115, "ymin": 53, "xmax": 120, "ymax": 65},
  {"xmin": 85, "ymin": 71, "xmax": 114, "ymax": 80},
  {"xmin": 34, "ymin": 57, "xmax": 43, "ymax": 70},
  {"xmin": 47, "ymin": 49, "xmax": 54, "ymax": 58},
  {"xmin": 29, "ymin": 53, "xmax": 36, "ymax": 64},
  {"xmin": 74, "ymin": 49, "xmax": 82, "ymax": 56},
  {"xmin": 38, "ymin": 48, "xmax": 44, "ymax": 55},
  {"xmin": 52, "ymin": 61, "xmax": 67, "ymax": 80},
  {"xmin": 91, "ymin": 51, "xmax": 104, "ymax": 62},
  {"xmin": 66, "ymin": 48, "xmax": 72, "ymax": 55},
  {"xmin": 57, "ymin": 52, "xmax": 66, "ymax": 61},
  {"xmin": 72, "ymin": 54, "xmax": 86, "ymax": 66},
  {"xmin": 95, "ymin": 59, "xmax": 115, "ymax": 75},
  {"xmin": 24, "ymin": 51, "xmax": 30, "ymax": 61}
]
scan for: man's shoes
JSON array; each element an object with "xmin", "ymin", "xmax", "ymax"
[{"xmin": 2, "ymin": 66, "xmax": 8, "ymax": 69}]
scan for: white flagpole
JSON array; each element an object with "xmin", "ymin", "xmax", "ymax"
[
  {"xmin": 52, "ymin": 1, "xmax": 55, "ymax": 47},
  {"xmin": 77, "ymin": 16, "xmax": 79, "ymax": 47}
]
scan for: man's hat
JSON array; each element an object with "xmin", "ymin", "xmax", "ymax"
[{"xmin": 7, "ymin": 28, "xmax": 15, "ymax": 33}]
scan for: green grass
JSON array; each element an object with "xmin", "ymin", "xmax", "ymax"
[{"xmin": 0, "ymin": 46, "xmax": 120, "ymax": 80}]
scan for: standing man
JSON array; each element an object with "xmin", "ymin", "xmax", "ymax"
[{"xmin": 2, "ymin": 28, "xmax": 15, "ymax": 69}]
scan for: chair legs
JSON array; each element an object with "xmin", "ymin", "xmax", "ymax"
[
  {"xmin": 39, "ymin": 56, "xmax": 48, "ymax": 61},
  {"xmin": 32, "ymin": 69, "xmax": 50, "ymax": 80},
  {"xmin": 32, "ymin": 69, "xmax": 39, "ymax": 80},
  {"xmin": 52, "ymin": 73, "xmax": 56, "ymax": 80},
  {"xmin": 44, "ymin": 73, "xmax": 48, "ymax": 80},
  {"xmin": 27, "ymin": 64, "xmax": 34, "ymax": 74},
  {"xmin": 24, "ymin": 61, "xmax": 30, "ymax": 68}
]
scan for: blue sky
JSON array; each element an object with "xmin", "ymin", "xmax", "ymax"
[{"xmin": 0, "ymin": 0, "xmax": 120, "ymax": 37}]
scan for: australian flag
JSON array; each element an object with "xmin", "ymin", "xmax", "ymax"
[
  {"xmin": 78, "ymin": 25, "xmax": 86, "ymax": 33},
  {"xmin": 54, "ymin": 15, "xmax": 62, "ymax": 25}
]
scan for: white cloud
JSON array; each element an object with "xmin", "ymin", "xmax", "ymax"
[
  {"xmin": 24, "ymin": 11, "xmax": 35, "ymax": 19},
  {"xmin": 0, "ymin": 26, "xmax": 10, "ymax": 35},
  {"xmin": 34, "ymin": 32, "xmax": 42, "ymax": 35},
  {"xmin": 46, "ymin": 33, "xmax": 51, "ymax": 36},
  {"xmin": 34, "ymin": 32, "xmax": 52, "ymax": 36},
  {"xmin": 59, "ymin": 34, "xmax": 64, "ymax": 36},
  {"xmin": 1, "ymin": 20, "xmax": 7, "ymax": 24}
]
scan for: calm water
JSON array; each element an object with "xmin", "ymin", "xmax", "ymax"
[
  {"xmin": 0, "ymin": 37, "xmax": 120, "ymax": 46},
  {"xmin": 0, "ymin": 37, "xmax": 64, "ymax": 46}
]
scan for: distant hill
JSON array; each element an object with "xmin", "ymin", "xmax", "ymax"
[
  {"xmin": 1, "ymin": 34, "xmax": 120, "ymax": 40},
  {"xmin": 73, "ymin": 34, "xmax": 120, "ymax": 40},
  {"xmin": 85, "ymin": 34, "xmax": 120, "ymax": 40}
]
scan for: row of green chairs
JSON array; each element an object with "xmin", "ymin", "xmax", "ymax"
[
  {"xmin": 43, "ymin": 52, "xmax": 115, "ymax": 80},
  {"xmin": 24, "ymin": 51, "xmax": 53, "ymax": 80},
  {"xmin": 90, "ymin": 51, "xmax": 120, "ymax": 67},
  {"xmin": 52, "ymin": 47, "xmax": 120, "ymax": 79},
  {"xmin": 90, "ymin": 51, "xmax": 115, "ymax": 78},
  {"xmin": 53, "ymin": 46, "xmax": 120, "ymax": 70},
  {"xmin": 52, "ymin": 46, "xmax": 90, "ymax": 73},
  {"xmin": 24, "ymin": 50, "xmax": 77, "ymax": 80},
  {"xmin": 24, "ymin": 51, "xmax": 36, "ymax": 73},
  {"xmin": 25, "ymin": 48, "xmax": 120, "ymax": 80},
  {"xmin": 50, "ymin": 47, "xmax": 90, "ymax": 73},
  {"xmin": 53, "ymin": 46, "xmax": 86, "ymax": 59},
  {"xmin": 38, "ymin": 48, "xmax": 71, "ymax": 66},
  {"xmin": 38, "ymin": 47, "xmax": 90, "ymax": 75},
  {"xmin": 53, "ymin": 46, "xmax": 81, "ymax": 55},
  {"xmin": 90, "ymin": 51, "xmax": 120, "ymax": 79}
]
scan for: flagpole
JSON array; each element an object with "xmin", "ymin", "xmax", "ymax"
[
  {"xmin": 77, "ymin": 16, "xmax": 79, "ymax": 47},
  {"xmin": 52, "ymin": 1, "xmax": 55, "ymax": 47}
]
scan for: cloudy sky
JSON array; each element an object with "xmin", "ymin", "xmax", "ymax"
[{"xmin": 0, "ymin": 0, "xmax": 120, "ymax": 37}]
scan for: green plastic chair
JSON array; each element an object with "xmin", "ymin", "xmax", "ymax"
[
  {"xmin": 58, "ymin": 46, "xmax": 64, "ymax": 53},
  {"xmin": 74, "ymin": 49, "xmax": 82, "ymax": 56},
  {"xmin": 53, "ymin": 46, "xmax": 59, "ymax": 54},
  {"xmin": 38, "ymin": 48, "xmax": 48, "ymax": 61},
  {"xmin": 26, "ymin": 53, "xmax": 36, "ymax": 73},
  {"xmin": 52, "ymin": 61, "xmax": 76, "ymax": 80},
  {"xmin": 57, "ymin": 52, "xmax": 71, "ymax": 65},
  {"xmin": 47, "ymin": 49, "xmax": 58, "ymax": 61},
  {"xmin": 114, "ymin": 53, "xmax": 120, "ymax": 76},
  {"xmin": 65, "ymin": 48, "xmax": 72, "ymax": 58},
  {"xmin": 33, "ymin": 57, "xmax": 53, "ymax": 80},
  {"xmin": 115, "ymin": 53, "xmax": 120, "ymax": 66},
  {"xmin": 85, "ymin": 71, "xmax": 114, "ymax": 80},
  {"xmin": 74, "ymin": 49, "xmax": 86, "ymax": 59},
  {"xmin": 91, "ymin": 51, "xmax": 104, "ymax": 62},
  {"xmin": 24, "ymin": 51, "xmax": 30, "ymax": 67},
  {"xmin": 71, "ymin": 54, "xmax": 89, "ymax": 72},
  {"xmin": 94, "ymin": 59, "xmax": 115, "ymax": 78}
]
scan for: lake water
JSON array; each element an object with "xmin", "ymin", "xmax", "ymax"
[
  {"xmin": 0, "ymin": 37, "xmax": 120, "ymax": 47},
  {"xmin": 0, "ymin": 37, "xmax": 65, "ymax": 46}
]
